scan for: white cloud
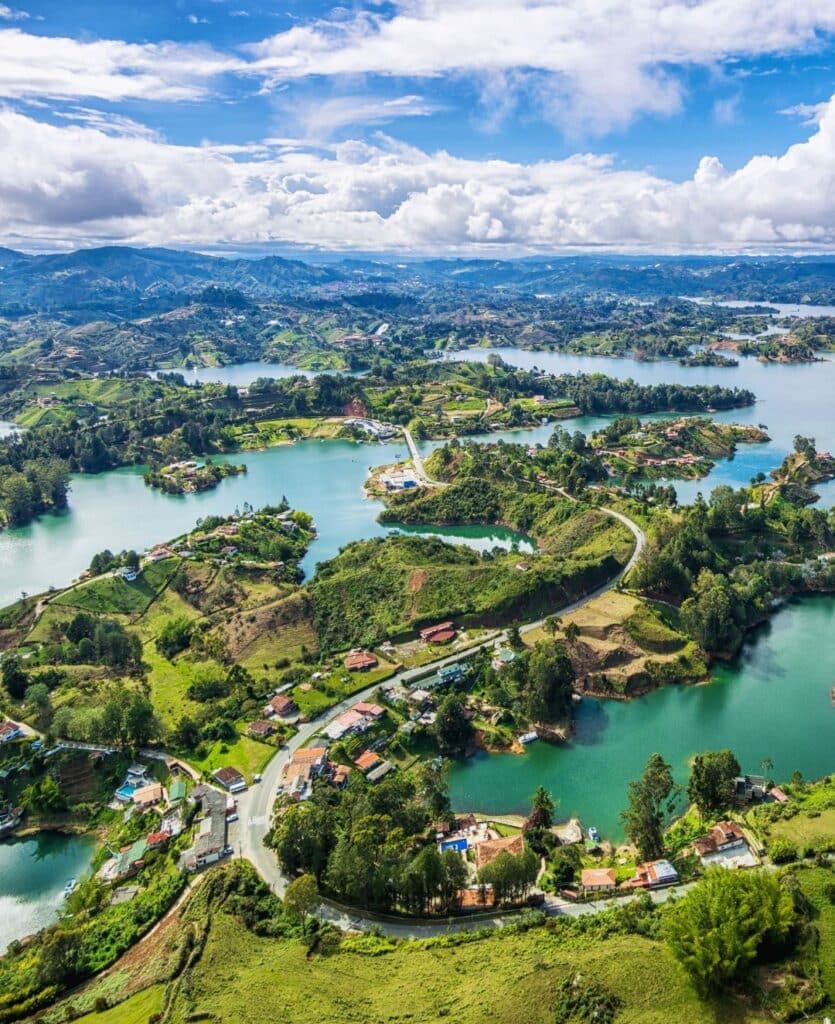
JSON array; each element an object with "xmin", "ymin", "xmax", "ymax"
[
  {"xmin": 4, "ymin": 96, "xmax": 835, "ymax": 252},
  {"xmin": 713, "ymin": 95, "xmax": 741, "ymax": 125},
  {"xmin": 275, "ymin": 92, "xmax": 441, "ymax": 141},
  {"xmin": 779, "ymin": 101, "xmax": 830, "ymax": 126},
  {"xmin": 247, "ymin": 0, "xmax": 835, "ymax": 132},
  {"xmin": 187, "ymin": 14, "xmax": 209, "ymax": 25},
  {"xmin": 0, "ymin": 5, "xmax": 28, "ymax": 20},
  {"xmin": 0, "ymin": 28, "xmax": 241, "ymax": 101}
]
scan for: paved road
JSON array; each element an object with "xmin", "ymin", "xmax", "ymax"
[
  {"xmin": 236, "ymin": 499, "xmax": 648, "ymax": 935},
  {"xmin": 402, "ymin": 427, "xmax": 445, "ymax": 486}
]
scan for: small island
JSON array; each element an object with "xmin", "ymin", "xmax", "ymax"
[
  {"xmin": 678, "ymin": 350, "xmax": 739, "ymax": 367},
  {"xmin": 144, "ymin": 459, "xmax": 246, "ymax": 494},
  {"xmin": 590, "ymin": 416, "xmax": 769, "ymax": 482}
]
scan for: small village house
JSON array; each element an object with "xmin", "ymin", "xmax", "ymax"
[
  {"xmin": 132, "ymin": 782, "xmax": 164, "ymax": 810},
  {"xmin": 248, "ymin": 719, "xmax": 276, "ymax": 739},
  {"xmin": 344, "ymin": 650, "xmax": 378, "ymax": 671},
  {"xmin": 264, "ymin": 694, "xmax": 298, "ymax": 719},
  {"xmin": 580, "ymin": 867, "xmax": 616, "ymax": 893},
  {"xmin": 213, "ymin": 767, "xmax": 247, "ymax": 793}
]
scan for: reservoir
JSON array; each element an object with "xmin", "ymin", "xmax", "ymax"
[
  {"xmin": 0, "ymin": 832, "xmax": 97, "ymax": 952},
  {"xmin": 448, "ymin": 595, "xmax": 835, "ymax": 841},
  {"xmin": 2, "ymin": 348, "xmax": 835, "ymax": 604}
]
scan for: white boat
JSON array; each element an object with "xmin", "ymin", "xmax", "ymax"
[
  {"xmin": 63, "ymin": 878, "xmax": 78, "ymax": 898},
  {"xmin": 518, "ymin": 731, "xmax": 539, "ymax": 744},
  {"xmin": 587, "ymin": 826, "xmax": 600, "ymax": 844}
]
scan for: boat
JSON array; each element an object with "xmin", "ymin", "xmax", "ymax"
[
  {"xmin": 63, "ymin": 878, "xmax": 78, "ymax": 898},
  {"xmin": 518, "ymin": 731, "xmax": 539, "ymax": 744},
  {"xmin": 831, "ymin": 685, "xmax": 835, "ymax": 706},
  {"xmin": 587, "ymin": 826, "xmax": 600, "ymax": 844}
]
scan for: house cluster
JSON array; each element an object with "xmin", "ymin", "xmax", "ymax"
[
  {"xmin": 353, "ymin": 747, "xmax": 396, "ymax": 783},
  {"xmin": 343, "ymin": 417, "xmax": 398, "ymax": 440},
  {"xmin": 101, "ymin": 782, "xmax": 187, "ymax": 883},
  {"xmin": 181, "ymin": 784, "xmax": 231, "ymax": 871},
  {"xmin": 692, "ymin": 820, "xmax": 759, "ymax": 869},
  {"xmin": 278, "ymin": 745, "xmax": 354, "ymax": 801},
  {"xmin": 578, "ymin": 858, "xmax": 680, "ymax": 895},
  {"xmin": 435, "ymin": 817, "xmax": 526, "ymax": 881},
  {"xmin": 323, "ymin": 700, "xmax": 386, "ymax": 741}
]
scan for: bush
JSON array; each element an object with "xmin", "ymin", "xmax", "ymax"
[{"xmin": 769, "ymin": 839, "xmax": 798, "ymax": 864}]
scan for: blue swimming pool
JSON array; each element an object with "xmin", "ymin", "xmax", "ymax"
[
  {"xmin": 439, "ymin": 837, "xmax": 468, "ymax": 854},
  {"xmin": 115, "ymin": 785, "xmax": 136, "ymax": 801}
]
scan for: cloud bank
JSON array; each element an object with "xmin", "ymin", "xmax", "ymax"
[{"xmin": 3, "ymin": 94, "xmax": 835, "ymax": 252}]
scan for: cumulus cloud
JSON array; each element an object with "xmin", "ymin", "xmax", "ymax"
[
  {"xmin": 247, "ymin": 0, "xmax": 835, "ymax": 133},
  {"xmin": 0, "ymin": 28, "xmax": 242, "ymax": 101},
  {"xmin": 0, "ymin": 5, "xmax": 28, "ymax": 19},
  {"xmin": 3, "ymin": 97, "xmax": 835, "ymax": 252}
]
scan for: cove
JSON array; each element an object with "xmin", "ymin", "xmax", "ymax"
[
  {"xmin": 448, "ymin": 595, "xmax": 835, "ymax": 841},
  {"xmin": 0, "ymin": 432, "xmax": 541, "ymax": 607},
  {"xmin": 0, "ymin": 832, "xmax": 97, "ymax": 952},
  {"xmin": 447, "ymin": 347, "xmax": 835, "ymax": 505}
]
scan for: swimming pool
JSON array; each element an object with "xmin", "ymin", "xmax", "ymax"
[
  {"xmin": 115, "ymin": 785, "xmax": 136, "ymax": 801},
  {"xmin": 439, "ymin": 837, "xmax": 468, "ymax": 854}
]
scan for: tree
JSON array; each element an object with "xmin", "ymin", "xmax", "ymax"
[
  {"xmin": 172, "ymin": 715, "xmax": 201, "ymax": 750},
  {"xmin": 155, "ymin": 616, "xmax": 193, "ymax": 659},
  {"xmin": 283, "ymin": 873, "xmax": 319, "ymax": 933},
  {"xmin": 687, "ymin": 749, "xmax": 741, "ymax": 819},
  {"xmin": 621, "ymin": 753, "xmax": 679, "ymax": 861},
  {"xmin": 414, "ymin": 759, "xmax": 451, "ymax": 821},
  {"xmin": 2, "ymin": 655, "xmax": 28, "ymax": 700},
  {"xmin": 526, "ymin": 785, "xmax": 555, "ymax": 830},
  {"xmin": 543, "ymin": 615, "xmax": 561, "ymax": 638},
  {"xmin": 564, "ymin": 622, "xmax": 581, "ymax": 645},
  {"xmin": 434, "ymin": 693, "xmax": 473, "ymax": 756},
  {"xmin": 522, "ymin": 641, "xmax": 575, "ymax": 723},
  {"xmin": 663, "ymin": 869, "xmax": 794, "ymax": 995}
]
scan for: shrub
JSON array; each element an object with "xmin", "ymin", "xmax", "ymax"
[{"xmin": 769, "ymin": 839, "xmax": 798, "ymax": 864}]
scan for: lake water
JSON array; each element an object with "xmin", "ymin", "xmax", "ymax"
[
  {"xmin": 449, "ymin": 595, "xmax": 835, "ymax": 840},
  {"xmin": 446, "ymin": 347, "xmax": 835, "ymax": 505},
  {"xmin": 0, "ymin": 832, "xmax": 97, "ymax": 952},
  {"xmin": 3, "ymin": 346, "xmax": 835, "ymax": 604},
  {"xmin": 0, "ymin": 431, "xmax": 544, "ymax": 607},
  {"xmin": 152, "ymin": 360, "xmax": 365, "ymax": 386}
]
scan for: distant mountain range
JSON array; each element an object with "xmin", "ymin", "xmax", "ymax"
[{"xmin": 3, "ymin": 246, "xmax": 835, "ymax": 314}]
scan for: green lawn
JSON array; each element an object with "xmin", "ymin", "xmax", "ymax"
[{"xmin": 190, "ymin": 731, "xmax": 276, "ymax": 783}]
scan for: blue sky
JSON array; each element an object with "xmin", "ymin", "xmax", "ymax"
[{"xmin": 2, "ymin": 1, "xmax": 835, "ymax": 252}]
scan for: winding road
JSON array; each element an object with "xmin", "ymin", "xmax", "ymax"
[{"xmin": 236, "ymin": 495, "xmax": 648, "ymax": 936}]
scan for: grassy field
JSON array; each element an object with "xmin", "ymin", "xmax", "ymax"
[
  {"xmin": 52, "ymin": 559, "xmax": 177, "ymax": 616},
  {"xmin": 162, "ymin": 906, "xmax": 770, "ymax": 1024},
  {"xmin": 796, "ymin": 867, "xmax": 835, "ymax": 1003},
  {"xmin": 523, "ymin": 590, "xmax": 704, "ymax": 695},
  {"xmin": 71, "ymin": 985, "xmax": 165, "ymax": 1024}
]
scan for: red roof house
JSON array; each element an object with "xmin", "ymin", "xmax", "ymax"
[{"xmin": 344, "ymin": 650, "xmax": 378, "ymax": 671}]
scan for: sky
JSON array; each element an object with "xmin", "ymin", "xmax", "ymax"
[{"xmin": 2, "ymin": 0, "xmax": 835, "ymax": 254}]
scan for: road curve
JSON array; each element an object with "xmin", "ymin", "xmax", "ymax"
[{"xmin": 236, "ymin": 497, "xmax": 649, "ymax": 936}]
